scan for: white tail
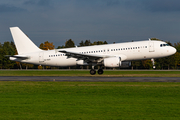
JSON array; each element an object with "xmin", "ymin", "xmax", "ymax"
[{"xmin": 10, "ymin": 27, "xmax": 42, "ymax": 54}]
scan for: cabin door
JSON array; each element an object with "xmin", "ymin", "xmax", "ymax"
[
  {"xmin": 149, "ymin": 42, "xmax": 155, "ymax": 52},
  {"xmin": 39, "ymin": 52, "xmax": 44, "ymax": 62}
]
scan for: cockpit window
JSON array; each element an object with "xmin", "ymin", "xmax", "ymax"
[{"xmin": 160, "ymin": 44, "xmax": 169, "ymax": 47}]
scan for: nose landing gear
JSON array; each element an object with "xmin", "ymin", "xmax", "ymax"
[{"xmin": 151, "ymin": 58, "xmax": 156, "ymax": 69}]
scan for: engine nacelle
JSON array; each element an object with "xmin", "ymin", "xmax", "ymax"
[{"xmin": 104, "ymin": 57, "xmax": 121, "ymax": 67}]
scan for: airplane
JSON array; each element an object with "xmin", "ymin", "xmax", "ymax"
[{"xmin": 8, "ymin": 27, "xmax": 176, "ymax": 75}]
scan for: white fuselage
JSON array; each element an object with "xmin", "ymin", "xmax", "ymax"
[{"xmin": 10, "ymin": 40, "xmax": 176, "ymax": 67}]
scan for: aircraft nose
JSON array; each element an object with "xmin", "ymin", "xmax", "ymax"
[{"xmin": 171, "ymin": 47, "xmax": 177, "ymax": 54}]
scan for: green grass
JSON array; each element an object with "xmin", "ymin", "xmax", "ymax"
[
  {"xmin": 0, "ymin": 70, "xmax": 180, "ymax": 77},
  {"xmin": 0, "ymin": 82, "xmax": 180, "ymax": 120}
]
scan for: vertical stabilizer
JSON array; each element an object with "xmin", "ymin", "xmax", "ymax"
[{"xmin": 10, "ymin": 27, "xmax": 42, "ymax": 54}]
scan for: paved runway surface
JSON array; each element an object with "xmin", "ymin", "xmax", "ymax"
[{"xmin": 0, "ymin": 76, "xmax": 180, "ymax": 82}]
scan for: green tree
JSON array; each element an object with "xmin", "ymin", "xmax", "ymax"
[
  {"xmin": 79, "ymin": 40, "xmax": 91, "ymax": 46},
  {"xmin": 141, "ymin": 60, "xmax": 153, "ymax": 69},
  {"xmin": 171, "ymin": 52, "xmax": 180, "ymax": 69},
  {"xmin": 79, "ymin": 40, "xmax": 85, "ymax": 46},
  {"xmin": 0, "ymin": 43, "xmax": 3, "ymax": 68},
  {"xmin": 1, "ymin": 41, "xmax": 16, "ymax": 69},
  {"xmin": 131, "ymin": 61, "xmax": 142, "ymax": 69},
  {"xmin": 65, "ymin": 39, "xmax": 75, "ymax": 48},
  {"xmin": 57, "ymin": 45, "xmax": 65, "ymax": 49},
  {"xmin": 104, "ymin": 41, "xmax": 108, "ymax": 44},
  {"xmin": 79, "ymin": 40, "xmax": 107, "ymax": 47},
  {"xmin": 92, "ymin": 41, "xmax": 105, "ymax": 45},
  {"xmin": 84, "ymin": 40, "xmax": 91, "ymax": 46},
  {"xmin": 174, "ymin": 42, "xmax": 180, "ymax": 53}
]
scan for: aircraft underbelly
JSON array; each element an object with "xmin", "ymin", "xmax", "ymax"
[{"xmin": 45, "ymin": 57, "xmax": 77, "ymax": 66}]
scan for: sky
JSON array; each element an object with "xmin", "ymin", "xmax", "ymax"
[{"xmin": 0, "ymin": 0, "xmax": 180, "ymax": 47}]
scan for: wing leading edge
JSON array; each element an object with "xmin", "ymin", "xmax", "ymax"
[{"xmin": 58, "ymin": 50, "xmax": 127, "ymax": 63}]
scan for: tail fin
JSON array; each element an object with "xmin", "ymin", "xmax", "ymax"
[{"xmin": 10, "ymin": 27, "xmax": 42, "ymax": 54}]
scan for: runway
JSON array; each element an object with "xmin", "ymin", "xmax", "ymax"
[{"xmin": 0, "ymin": 76, "xmax": 180, "ymax": 82}]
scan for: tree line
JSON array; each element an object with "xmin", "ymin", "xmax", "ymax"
[{"xmin": 0, "ymin": 38, "xmax": 180, "ymax": 69}]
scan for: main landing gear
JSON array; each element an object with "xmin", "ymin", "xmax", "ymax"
[
  {"xmin": 90, "ymin": 66, "xmax": 104, "ymax": 75},
  {"xmin": 90, "ymin": 69, "xmax": 104, "ymax": 75}
]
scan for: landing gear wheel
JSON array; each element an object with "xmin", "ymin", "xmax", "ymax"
[
  {"xmin": 98, "ymin": 69, "xmax": 104, "ymax": 75},
  {"xmin": 90, "ymin": 69, "xmax": 96, "ymax": 75}
]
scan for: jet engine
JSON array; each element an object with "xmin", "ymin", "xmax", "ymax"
[{"xmin": 103, "ymin": 57, "xmax": 121, "ymax": 67}]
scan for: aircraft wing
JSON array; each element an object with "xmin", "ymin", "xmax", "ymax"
[{"xmin": 59, "ymin": 50, "xmax": 111, "ymax": 63}]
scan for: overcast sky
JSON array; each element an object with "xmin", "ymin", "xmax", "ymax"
[{"xmin": 0, "ymin": 0, "xmax": 180, "ymax": 47}]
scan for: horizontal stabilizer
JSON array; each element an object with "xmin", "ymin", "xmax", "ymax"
[{"xmin": 6, "ymin": 55, "xmax": 29, "ymax": 60}]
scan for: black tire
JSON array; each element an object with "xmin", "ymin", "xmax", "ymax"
[
  {"xmin": 98, "ymin": 69, "xmax": 104, "ymax": 75},
  {"xmin": 90, "ymin": 69, "xmax": 96, "ymax": 75}
]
